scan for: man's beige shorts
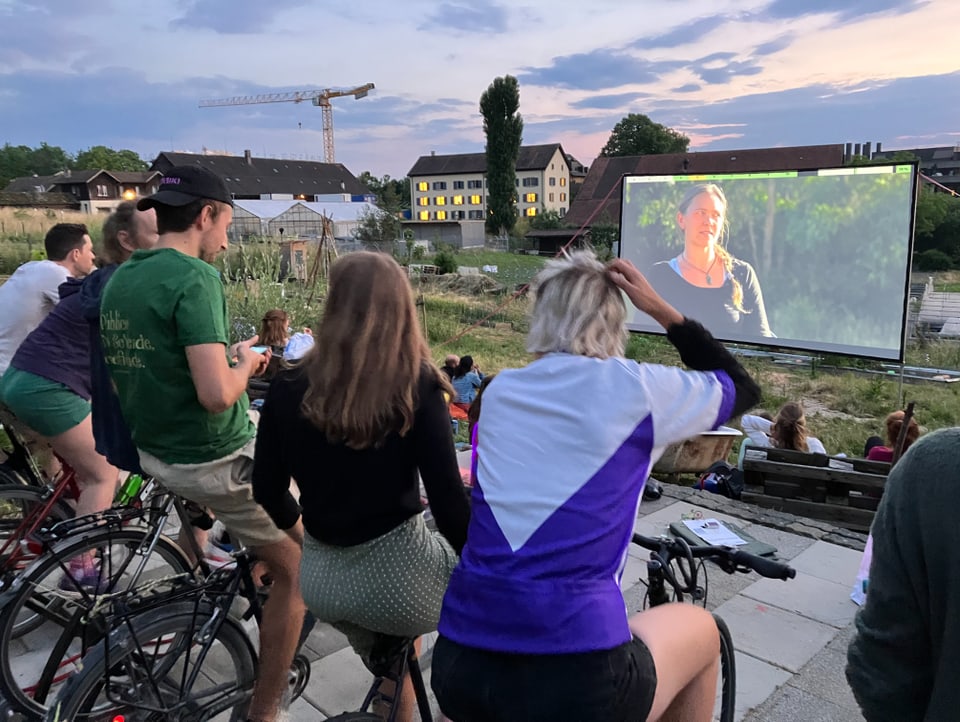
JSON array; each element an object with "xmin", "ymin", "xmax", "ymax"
[{"xmin": 138, "ymin": 437, "xmax": 287, "ymax": 549}]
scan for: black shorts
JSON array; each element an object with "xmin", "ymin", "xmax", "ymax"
[{"xmin": 431, "ymin": 635, "xmax": 658, "ymax": 722}]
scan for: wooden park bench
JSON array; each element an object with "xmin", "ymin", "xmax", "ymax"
[{"xmin": 741, "ymin": 447, "xmax": 891, "ymax": 532}]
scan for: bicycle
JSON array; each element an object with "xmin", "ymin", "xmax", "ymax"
[
  {"xmin": 44, "ymin": 545, "xmax": 313, "ymax": 722},
  {"xmin": 630, "ymin": 531, "xmax": 796, "ymax": 722},
  {"xmin": 0, "ymin": 489, "xmax": 203, "ymax": 719}
]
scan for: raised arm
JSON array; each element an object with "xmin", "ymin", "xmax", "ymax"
[{"xmin": 609, "ymin": 258, "xmax": 760, "ymax": 418}]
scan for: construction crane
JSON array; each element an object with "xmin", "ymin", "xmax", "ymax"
[{"xmin": 198, "ymin": 83, "xmax": 375, "ymax": 164}]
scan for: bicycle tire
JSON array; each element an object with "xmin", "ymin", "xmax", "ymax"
[
  {"xmin": 0, "ymin": 483, "xmax": 74, "ymax": 578},
  {"xmin": 714, "ymin": 613, "xmax": 737, "ymax": 722},
  {"xmin": 0, "ymin": 528, "xmax": 192, "ymax": 719},
  {"xmin": 45, "ymin": 600, "xmax": 257, "ymax": 722},
  {"xmin": 0, "ymin": 464, "xmax": 32, "ymax": 486}
]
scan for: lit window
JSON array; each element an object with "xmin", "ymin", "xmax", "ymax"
[
  {"xmin": 419, "ymin": 210, "xmax": 429, "ymax": 220},
  {"xmin": 452, "ymin": 195, "xmax": 464, "ymax": 205},
  {"xmin": 525, "ymin": 193, "xmax": 537, "ymax": 203},
  {"xmin": 437, "ymin": 210, "xmax": 447, "ymax": 220},
  {"xmin": 417, "ymin": 181, "xmax": 428, "ymax": 191},
  {"xmin": 436, "ymin": 196, "xmax": 446, "ymax": 206},
  {"xmin": 418, "ymin": 197, "xmax": 429, "ymax": 206},
  {"xmin": 526, "ymin": 207, "xmax": 537, "ymax": 217},
  {"xmin": 560, "ymin": 192, "xmax": 567, "ymax": 202},
  {"xmin": 560, "ymin": 177, "xmax": 566, "ymax": 187},
  {"xmin": 469, "ymin": 195, "xmax": 481, "ymax": 204}
]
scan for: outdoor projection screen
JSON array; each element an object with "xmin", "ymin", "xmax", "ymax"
[{"xmin": 618, "ymin": 164, "xmax": 918, "ymax": 361}]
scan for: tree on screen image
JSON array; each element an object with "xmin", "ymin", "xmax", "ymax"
[
  {"xmin": 622, "ymin": 173, "xmax": 914, "ymax": 351},
  {"xmin": 599, "ymin": 114, "xmax": 689, "ymax": 157}
]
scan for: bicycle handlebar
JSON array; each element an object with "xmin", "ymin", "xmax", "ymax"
[{"xmin": 631, "ymin": 532, "xmax": 796, "ymax": 581}]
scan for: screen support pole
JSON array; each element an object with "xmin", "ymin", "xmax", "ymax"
[{"xmin": 898, "ymin": 364, "xmax": 905, "ymax": 408}]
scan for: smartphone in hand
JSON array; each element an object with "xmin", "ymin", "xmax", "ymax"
[{"xmin": 250, "ymin": 345, "xmax": 269, "ymax": 354}]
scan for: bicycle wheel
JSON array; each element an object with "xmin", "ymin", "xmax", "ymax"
[
  {"xmin": 0, "ymin": 528, "xmax": 193, "ymax": 719},
  {"xmin": 713, "ymin": 613, "xmax": 737, "ymax": 722},
  {"xmin": 46, "ymin": 601, "xmax": 257, "ymax": 722},
  {"xmin": 0, "ymin": 483, "xmax": 74, "ymax": 577}
]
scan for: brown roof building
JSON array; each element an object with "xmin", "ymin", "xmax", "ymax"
[
  {"xmin": 565, "ymin": 144, "xmax": 845, "ymax": 228},
  {"xmin": 151, "ymin": 151, "xmax": 371, "ymax": 201}
]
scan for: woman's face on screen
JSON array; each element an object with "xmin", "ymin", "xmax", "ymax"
[{"xmin": 678, "ymin": 191, "xmax": 725, "ymax": 249}]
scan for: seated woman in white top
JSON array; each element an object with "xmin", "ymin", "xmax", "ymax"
[{"xmin": 741, "ymin": 402, "xmax": 826, "ymax": 454}]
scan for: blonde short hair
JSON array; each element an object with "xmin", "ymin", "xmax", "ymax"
[{"xmin": 526, "ymin": 250, "xmax": 626, "ymax": 359}]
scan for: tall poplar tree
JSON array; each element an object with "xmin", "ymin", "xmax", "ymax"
[{"xmin": 480, "ymin": 75, "xmax": 523, "ymax": 236}]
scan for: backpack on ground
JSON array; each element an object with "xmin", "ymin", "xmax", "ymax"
[{"xmin": 694, "ymin": 460, "xmax": 745, "ymax": 500}]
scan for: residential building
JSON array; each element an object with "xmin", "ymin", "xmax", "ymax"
[
  {"xmin": 151, "ymin": 150, "xmax": 371, "ymax": 202},
  {"xmin": 871, "ymin": 145, "xmax": 960, "ymax": 194},
  {"xmin": 407, "ymin": 143, "xmax": 572, "ymax": 235},
  {"xmin": 4, "ymin": 170, "xmax": 160, "ymax": 213}
]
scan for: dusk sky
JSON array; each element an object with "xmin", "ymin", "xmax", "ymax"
[{"xmin": 1, "ymin": 0, "xmax": 958, "ymax": 179}]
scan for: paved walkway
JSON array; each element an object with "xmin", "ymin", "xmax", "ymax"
[{"xmin": 282, "ymin": 477, "xmax": 868, "ymax": 721}]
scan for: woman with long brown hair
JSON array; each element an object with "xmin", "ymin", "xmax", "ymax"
[
  {"xmin": 742, "ymin": 402, "xmax": 826, "ymax": 453},
  {"xmin": 251, "ymin": 251, "xmax": 469, "ymax": 721},
  {"xmin": 647, "ymin": 183, "xmax": 773, "ymax": 339},
  {"xmin": 257, "ymin": 308, "xmax": 289, "ymax": 354}
]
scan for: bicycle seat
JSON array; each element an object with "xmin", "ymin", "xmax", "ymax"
[{"xmin": 363, "ymin": 634, "xmax": 415, "ymax": 678}]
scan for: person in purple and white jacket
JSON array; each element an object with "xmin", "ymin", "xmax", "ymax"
[{"xmin": 432, "ymin": 251, "xmax": 761, "ymax": 722}]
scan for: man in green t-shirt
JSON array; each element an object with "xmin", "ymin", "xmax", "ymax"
[{"xmin": 101, "ymin": 166, "xmax": 305, "ymax": 722}]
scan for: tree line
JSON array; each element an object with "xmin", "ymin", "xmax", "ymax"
[{"xmin": 0, "ymin": 143, "xmax": 148, "ymax": 188}]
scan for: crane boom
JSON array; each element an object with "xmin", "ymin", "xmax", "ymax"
[{"xmin": 198, "ymin": 83, "xmax": 375, "ymax": 163}]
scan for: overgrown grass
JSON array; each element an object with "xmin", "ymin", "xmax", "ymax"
[{"xmin": 0, "ymin": 209, "xmax": 105, "ymax": 274}]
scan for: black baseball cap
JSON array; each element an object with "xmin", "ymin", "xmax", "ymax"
[{"xmin": 137, "ymin": 165, "xmax": 234, "ymax": 210}]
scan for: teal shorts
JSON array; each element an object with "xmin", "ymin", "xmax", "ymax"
[{"xmin": 0, "ymin": 367, "xmax": 90, "ymax": 438}]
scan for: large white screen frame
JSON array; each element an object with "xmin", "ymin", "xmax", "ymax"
[{"xmin": 618, "ymin": 163, "xmax": 919, "ymax": 361}]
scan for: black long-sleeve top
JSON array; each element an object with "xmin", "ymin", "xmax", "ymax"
[
  {"xmin": 667, "ymin": 317, "xmax": 761, "ymax": 418},
  {"xmin": 252, "ymin": 365, "xmax": 471, "ymax": 554}
]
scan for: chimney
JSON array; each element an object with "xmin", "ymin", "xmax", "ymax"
[
  {"xmin": 863, "ymin": 142, "xmax": 872, "ymax": 158},
  {"xmin": 430, "ymin": 150, "xmax": 435, "ymax": 156},
  {"xmin": 854, "ymin": 143, "xmax": 862, "ymax": 157},
  {"xmin": 244, "ymin": 149, "xmax": 252, "ymax": 166},
  {"xmin": 844, "ymin": 142, "xmax": 853, "ymax": 161},
  {"xmin": 875, "ymin": 142, "xmax": 882, "ymax": 155}
]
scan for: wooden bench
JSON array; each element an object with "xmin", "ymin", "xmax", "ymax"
[{"xmin": 741, "ymin": 447, "xmax": 891, "ymax": 532}]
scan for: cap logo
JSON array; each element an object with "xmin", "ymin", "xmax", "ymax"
[{"xmin": 161, "ymin": 176, "xmax": 182, "ymax": 185}]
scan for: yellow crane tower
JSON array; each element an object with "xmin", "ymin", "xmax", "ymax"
[{"xmin": 198, "ymin": 83, "xmax": 375, "ymax": 164}]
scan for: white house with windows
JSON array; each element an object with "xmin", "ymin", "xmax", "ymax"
[{"xmin": 406, "ymin": 144, "xmax": 571, "ymax": 241}]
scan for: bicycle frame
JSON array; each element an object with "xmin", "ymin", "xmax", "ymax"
[{"xmin": 0, "ymin": 464, "xmax": 80, "ymax": 579}]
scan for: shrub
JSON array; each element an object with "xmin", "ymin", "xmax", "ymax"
[
  {"xmin": 433, "ymin": 244, "xmax": 458, "ymax": 274},
  {"xmin": 914, "ymin": 249, "xmax": 953, "ymax": 271}
]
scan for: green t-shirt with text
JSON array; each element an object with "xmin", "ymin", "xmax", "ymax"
[{"xmin": 101, "ymin": 248, "xmax": 253, "ymax": 464}]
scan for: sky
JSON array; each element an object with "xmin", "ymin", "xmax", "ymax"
[{"xmin": 1, "ymin": 0, "xmax": 958, "ymax": 179}]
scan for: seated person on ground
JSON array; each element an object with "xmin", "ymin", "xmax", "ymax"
[
  {"xmin": 450, "ymin": 354, "xmax": 483, "ymax": 411},
  {"xmin": 441, "ymin": 353, "xmax": 459, "ymax": 380},
  {"xmin": 741, "ymin": 402, "xmax": 826, "ymax": 454},
  {"xmin": 863, "ymin": 410, "xmax": 919, "ymax": 462},
  {"xmin": 431, "ymin": 252, "xmax": 761, "ymax": 722}
]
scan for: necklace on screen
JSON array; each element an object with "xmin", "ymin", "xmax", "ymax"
[{"xmin": 681, "ymin": 253, "xmax": 720, "ymax": 285}]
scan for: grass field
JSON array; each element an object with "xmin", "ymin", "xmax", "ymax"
[{"xmin": 1, "ymin": 238, "xmax": 957, "ymax": 458}]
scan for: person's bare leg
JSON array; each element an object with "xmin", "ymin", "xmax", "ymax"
[
  {"xmin": 246, "ymin": 535, "xmax": 306, "ymax": 722},
  {"xmin": 629, "ymin": 603, "xmax": 719, "ymax": 722},
  {"xmin": 372, "ymin": 637, "xmax": 420, "ymax": 722},
  {"xmin": 48, "ymin": 415, "xmax": 118, "ymax": 518}
]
